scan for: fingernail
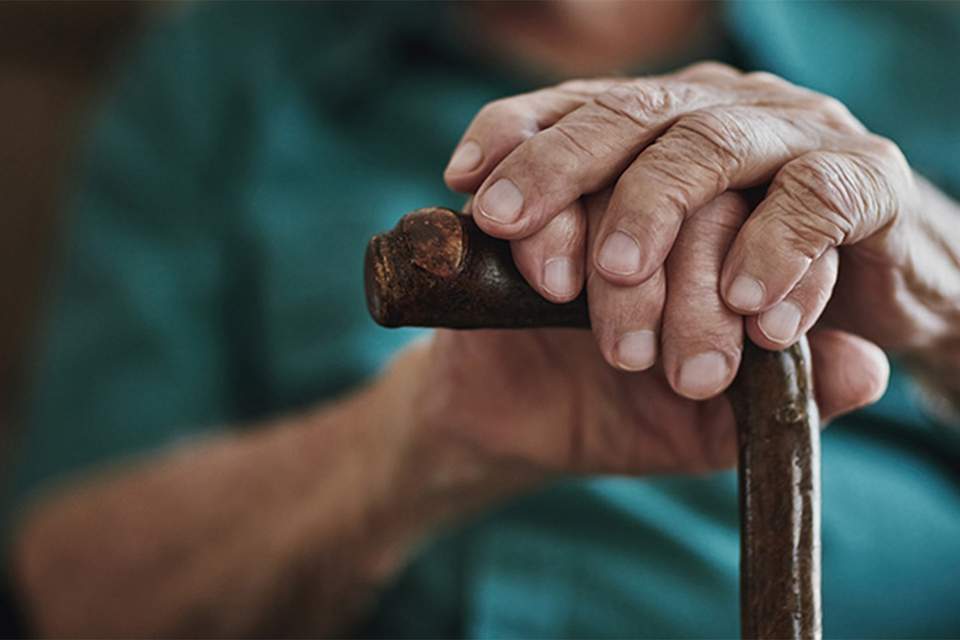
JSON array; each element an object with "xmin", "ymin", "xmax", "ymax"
[
  {"xmin": 679, "ymin": 351, "xmax": 730, "ymax": 399},
  {"xmin": 727, "ymin": 275, "xmax": 765, "ymax": 311},
  {"xmin": 615, "ymin": 330, "xmax": 657, "ymax": 371},
  {"xmin": 445, "ymin": 141, "xmax": 483, "ymax": 174},
  {"xmin": 598, "ymin": 231, "xmax": 642, "ymax": 276},
  {"xmin": 479, "ymin": 179, "xmax": 524, "ymax": 224},
  {"xmin": 542, "ymin": 257, "xmax": 577, "ymax": 299},
  {"xmin": 759, "ymin": 300, "xmax": 802, "ymax": 343}
]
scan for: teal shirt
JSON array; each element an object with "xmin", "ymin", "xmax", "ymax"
[{"xmin": 6, "ymin": 2, "xmax": 960, "ymax": 637}]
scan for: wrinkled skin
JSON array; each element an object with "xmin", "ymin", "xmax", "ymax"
[
  {"xmin": 402, "ymin": 61, "xmax": 960, "ymax": 478},
  {"xmin": 444, "ymin": 63, "xmax": 955, "ymax": 400},
  {"xmin": 413, "ymin": 326, "xmax": 886, "ymax": 478},
  {"xmin": 405, "ymin": 189, "xmax": 888, "ymax": 478}
]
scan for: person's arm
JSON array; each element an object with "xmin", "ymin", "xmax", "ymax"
[
  {"xmin": 12, "ymin": 343, "xmax": 528, "ymax": 638},
  {"xmin": 2, "ymin": 13, "xmax": 509, "ymax": 634},
  {"xmin": 11, "ymin": 196, "xmax": 889, "ymax": 638}
]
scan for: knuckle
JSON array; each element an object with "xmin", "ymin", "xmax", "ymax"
[
  {"xmin": 774, "ymin": 154, "xmax": 856, "ymax": 251},
  {"xmin": 550, "ymin": 122, "xmax": 604, "ymax": 160},
  {"xmin": 666, "ymin": 110, "xmax": 744, "ymax": 178},
  {"xmin": 477, "ymin": 95, "xmax": 541, "ymax": 127},
  {"xmin": 865, "ymin": 134, "xmax": 907, "ymax": 169},
  {"xmin": 786, "ymin": 144, "xmax": 905, "ymax": 235},
  {"xmin": 816, "ymin": 95, "xmax": 849, "ymax": 117},
  {"xmin": 553, "ymin": 78, "xmax": 619, "ymax": 98},
  {"xmin": 593, "ymin": 79, "xmax": 692, "ymax": 128},
  {"xmin": 813, "ymin": 95, "xmax": 863, "ymax": 133},
  {"xmin": 681, "ymin": 60, "xmax": 742, "ymax": 79},
  {"xmin": 744, "ymin": 70, "xmax": 778, "ymax": 83},
  {"xmin": 554, "ymin": 79, "xmax": 593, "ymax": 94},
  {"xmin": 852, "ymin": 139, "xmax": 909, "ymax": 220},
  {"xmin": 475, "ymin": 98, "xmax": 514, "ymax": 124},
  {"xmin": 519, "ymin": 125, "xmax": 605, "ymax": 182},
  {"xmin": 743, "ymin": 70, "xmax": 788, "ymax": 88},
  {"xmin": 780, "ymin": 154, "xmax": 843, "ymax": 207},
  {"xmin": 548, "ymin": 122, "xmax": 613, "ymax": 165},
  {"xmin": 550, "ymin": 99, "xmax": 645, "ymax": 163}
]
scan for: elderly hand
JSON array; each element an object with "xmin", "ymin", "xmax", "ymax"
[
  {"xmin": 445, "ymin": 62, "xmax": 959, "ymax": 401},
  {"xmin": 401, "ymin": 196, "xmax": 885, "ymax": 478}
]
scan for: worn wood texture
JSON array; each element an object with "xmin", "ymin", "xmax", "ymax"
[
  {"xmin": 730, "ymin": 340, "xmax": 822, "ymax": 640},
  {"xmin": 366, "ymin": 207, "xmax": 822, "ymax": 640},
  {"xmin": 366, "ymin": 207, "xmax": 588, "ymax": 328}
]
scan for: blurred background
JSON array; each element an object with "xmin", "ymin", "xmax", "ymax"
[{"xmin": 0, "ymin": 1, "xmax": 148, "ymax": 449}]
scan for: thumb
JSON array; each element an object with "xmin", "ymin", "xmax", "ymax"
[{"xmin": 808, "ymin": 328, "xmax": 890, "ymax": 423}]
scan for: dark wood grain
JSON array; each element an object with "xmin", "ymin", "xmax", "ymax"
[
  {"xmin": 730, "ymin": 340, "xmax": 822, "ymax": 640},
  {"xmin": 366, "ymin": 206, "xmax": 822, "ymax": 640},
  {"xmin": 366, "ymin": 207, "xmax": 588, "ymax": 328}
]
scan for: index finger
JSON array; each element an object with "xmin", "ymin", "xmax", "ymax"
[
  {"xmin": 444, "ymin": 80, "xmax": 621, "ymax": 194},
  {"xmin": 471, "ymin": 78, "xmax": 728, "ymax": 240}
]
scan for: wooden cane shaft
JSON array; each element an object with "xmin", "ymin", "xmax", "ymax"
[
  {"xmin": 730, "ymin": 340, "xmax": 822, "ymax": 639},
  {"xmin": 365, "ymin": 207, "xmax": 822, "ymax": 640}
]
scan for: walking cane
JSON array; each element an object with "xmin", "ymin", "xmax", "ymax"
[{"xmin": 365, "ymin": 207, "xmax": 821, "ymax": 640}]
